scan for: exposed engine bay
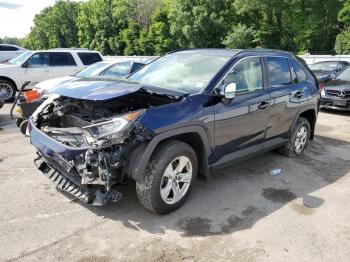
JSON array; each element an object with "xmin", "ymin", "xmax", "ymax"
[{"xmin": 32, "ymin": 89, "xmax": 179, "ymax": 205}]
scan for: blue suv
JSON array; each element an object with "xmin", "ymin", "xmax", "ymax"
[{"xmin": 29, "ymin": 49, "xmax": 320, "ymax": 214}]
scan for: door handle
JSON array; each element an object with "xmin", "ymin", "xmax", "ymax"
[
  {"xmin": 258, "ymin": 101, "xmax": 270, "ymax": 110},
  {"xmin": 295, "ymin": 89, "xmax": 304, "ymax": 98}
]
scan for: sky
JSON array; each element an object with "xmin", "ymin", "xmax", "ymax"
[{"xmin": 0, "ymin": 0, "xmax": 84, "ymax": 38}]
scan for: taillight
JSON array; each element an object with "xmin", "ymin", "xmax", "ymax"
[{"xmin": 24, "ymin": 89, "xmax": 42, "ymax": 103}]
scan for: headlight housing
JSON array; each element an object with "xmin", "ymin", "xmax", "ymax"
[{"xmin": 83, "ymin": 110, "xmax": 143, "ymax": 147}]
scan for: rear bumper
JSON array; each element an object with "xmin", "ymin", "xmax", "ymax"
[{"xmin": 30, "ymin": 119, "xmax": 122, "ymax": 205}]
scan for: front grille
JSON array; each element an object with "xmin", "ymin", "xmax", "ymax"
[{"xmin": 326, "ymin": 89, "xmax": 350, "ymax": 99}]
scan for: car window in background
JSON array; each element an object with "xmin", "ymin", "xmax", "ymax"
[
  {"xmin": 335, "ymin": 67, "xmax": 350, "ymax": 81},
  {"xmin": 291, "ymin": 60, "xmax": 307, "ymax": 82},
  {"xmin": 309, "ymin": 62, "xmax": 339, "ymax": 72},
  {"xmin": 8, "ymin": 51, "xmax": 33, "ymax": 65},
  {"xmin": 49, "ymin": 52, "xmax": 76, "ymax": 66},
  {"xmin": 75, "ymin": 62, "xmax": 110, "ymax": 77},
  {"xmin": 129, "ymin": 52, "xmax": 231, "ymax": 93},
  {"xmin": 77, "ymin": 52, "xmax": 102, "ymax": 65},
  {"xmin": 102, "ymin": 62, "xmax": 130, "ymax": 78},
  {"xmin": 267, "ymin": 57, "xmax": 292, "ymax": 86},
  {"xmin": 26, "ymin": 53, "xmax": 49, "ymax": 67},
  {"xmin": 0, "ymin": 45, "xmax": 18, "ymax": 51},
  {"xmin": 130, "ymin": 62, "xmax": 145, "ymax": 73},
  {"xmin": 222, "ymin": 57, "xmax": 263, "ymax": 94}
]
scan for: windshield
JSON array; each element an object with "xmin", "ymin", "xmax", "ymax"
[
  {"xmin": 75, "ymin": 62, "xmax": 110, "ymax": 77},
  {"xmin": 336, "ymin": 67, "xmax": 350, "ymax": 81},
  {"xmin": 128, "ymin": 51, "xmax": 231, "ymax": 93},
  {"xmin": 8, "ymin": 51, "xmax": 33, "ymax": 65},
  {"xmin": 309, "ymin": 62, "xmax": 340, "ymax": 72}
]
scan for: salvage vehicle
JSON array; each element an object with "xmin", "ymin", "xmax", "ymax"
[
  {"xmin": 320, "ymin": 66, "xmax": 350, "ymax": 111},
  {"xmin": 0, "ymin": 44, "xmax": 27, "ymax": 63},
  {"xmin": 13, "ymin": 61, "xmax": 146, "ymax": 134},
  {"xmin": 29, "ymin": 49, "xmax": 319, "ymax": 214},
  {"xmin": 0, "ymin": 49, "xmax": 103, "ymax": 101},
  {"xmin": 309, "ymin": 60, "xmax": 349, "ymax": 83}
]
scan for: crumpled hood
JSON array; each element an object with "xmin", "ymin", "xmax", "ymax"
[
  {"xmin": 48, "ymin": 78, "xmax": 186, "ymax": 101},
  {"xmin": 35, "ymin": 76, "xmax": 78, "ymax": 90},
  {"xmin": 325, "ymin": 79, "xmax": 350, "ymax": 91}
]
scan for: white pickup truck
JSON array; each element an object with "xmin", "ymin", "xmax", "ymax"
[{"xmin": 0, "ymin": 49, "xmax": 103, "ymax": 101}]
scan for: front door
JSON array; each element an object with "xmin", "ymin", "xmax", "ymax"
[
  {"xmin": 212, "ymin": 56, "xmax": 271, "ymax": 165},
  {"xmin": 22, "ymin": 52, "xmax": 52, "ymax": 85}
]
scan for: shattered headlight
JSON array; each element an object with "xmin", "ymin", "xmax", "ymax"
[{"xmin": 83, "ymin": 110, "xmax": 142, "ymax": 147}]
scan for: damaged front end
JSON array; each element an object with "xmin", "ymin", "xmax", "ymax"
[{"xmin": 30, "ymin": 89, "xmax": 177, "ymax": 205}]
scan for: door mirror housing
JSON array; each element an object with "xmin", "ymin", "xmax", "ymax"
[
  {"xmin": 21, "ymin": 62, "xmax": 29, "ymax": 68},
  {"xmin": 330, "ymin": 73, "xmax": 336, "ymax": 80},
  {"xmin": 222, "ymin": 83, "xmax": 237, "ymax": 99}
]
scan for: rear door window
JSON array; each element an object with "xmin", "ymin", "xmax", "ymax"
[
  {"xmin": 77, "ymin": 52, "xmax": 102, "ymax": 65},
  {"xmin": 49, "ymin": 52, "xmax": 76, "ymax": 66},
  {"xmin": 267, "ymin": 57, "xmax": 292, "ymax": 86}
]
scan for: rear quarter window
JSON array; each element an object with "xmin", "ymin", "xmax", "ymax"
[
  {"xmin": 291, "ymin": 59, "xmax": 307, "ymax": 82},
  {"xmin": 77, "ymin": 52, "xmax": 103, "ymax": 65}
]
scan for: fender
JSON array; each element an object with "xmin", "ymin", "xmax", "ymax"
[
  {"xmin": 290, "ymin": 103, "xmax": 317, "ymax": 140},
  {"xmin": 128, "ymin": 125, "xmax": 212, "ymax": 180}
]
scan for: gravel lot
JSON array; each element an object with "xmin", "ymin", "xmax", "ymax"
[{"xmin": 0, "ymin": 103, "xmax": 349, "ymax": 262}]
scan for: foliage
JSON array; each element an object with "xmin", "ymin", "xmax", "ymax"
[
  {"xmin": 222, "ymin": 24, "xmax": 256, "ymax": 49},
  {"xmin": 23, "ymin": 0, "xmax": 80, "ymax": 49},
  {"xmin": 17, "ymin": 0, "xmax": 350, "ymax": 55}
]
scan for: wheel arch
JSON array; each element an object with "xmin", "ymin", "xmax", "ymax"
[
  {"xmin": 0, "ymin": 76, "xmax": 17, "ymax": 90},
  {"xmin": 128, "ymin": 126, "xmax": 212, "ymax": 180},
  {"xmin": 291, "ymin": 106, "xmax": 317, "ymax": 141}
]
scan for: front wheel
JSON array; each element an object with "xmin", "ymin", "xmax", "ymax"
[
  {"xmin": 136, "ymin": 140, "xmax": 198, "ymax": 214},
  {"xmin": 278, "ymin": 117, "xmax": 310, "ymax": 157}
]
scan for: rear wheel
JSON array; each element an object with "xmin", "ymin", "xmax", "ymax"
[
  {"xmin": 0, "ymin": 80, "xmax": 16, "ymax": 102},
  {"xmin": 136, "ymin": 140, "xmax": 198, "ymax": 214},
  {"xmin": 278, "ymin": 117, "xmax": 310, "ymax": 157}
]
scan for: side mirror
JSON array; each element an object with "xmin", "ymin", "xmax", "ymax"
[
  {"xmin": 222, "ymin": 83, "xmax": 236, "ymax": 99},
  {"xmin": 22, "ymin": 62, "xmax": 29, "ymax": 68}
]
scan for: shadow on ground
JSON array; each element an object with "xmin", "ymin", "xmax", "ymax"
[{"xmin": 67, "ymin": 134, "xmax": 350, "ymax": 237}]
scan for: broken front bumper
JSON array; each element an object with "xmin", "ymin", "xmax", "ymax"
[{"xmin": 30, "ymin": 119, "xmax": 122, "ymax": 205}]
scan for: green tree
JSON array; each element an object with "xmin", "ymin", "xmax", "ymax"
[
  {"xmin": 335, "ymin": 0, "xmax": 350, "ymax": 54},
  {"xmin": 23, "ymin": 0, "xmax": 80, "ymax": 50},
  {"xmin": 222, "ymin": 24, "xmax": 256, "ymax": 49},
  {"xmin": 168, "ymin": 0, "xmax": 232, "ymax": 48}
]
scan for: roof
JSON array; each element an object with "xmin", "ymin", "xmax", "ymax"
[
  {"xmin": 169, "ymin": 48, "xmax": 294, "ymax": 58},
  {"xmin": 33, "ymin": 49, "xmax": 101, "ymax": 54}
]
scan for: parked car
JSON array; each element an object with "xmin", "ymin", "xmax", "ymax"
[
  {"xmin": 32, "ymin": 60, "xmax": 146, "ymax": 95},
  {"xmin": 0, "ymin": 44, "xmax": 27, "ymax": 63},
  {"xmin": 320, "ymin": 66, "xmax": 350, "ymax": 111},
  {"xmin": 29, "ymin": 49, "xmax": 319, "ymax": 214},
  {"xmin": 309, "ymin": 60, "xmax": 349, "ymax": 83},
  {"xmin": 0, "ymin": 49, "xmax": 103, "ymax": 101},
  {"xmin": 14, "ymin": 61, "xmax": 146, "ymax": 134}
]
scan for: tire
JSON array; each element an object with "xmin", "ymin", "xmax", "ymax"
[
  {"xmin": 0, "ymin": 79, "xmax": 16, "ymax": 102},
  {"xmin": 136, "ymin": 140, "xmax": 198, "ymax": 214},
  {"xmin": 16, "ymin": 117, "xmax": 24, "ymax": 128},
  {"xmin": 20, "ymin": 120, "xmax": 28, "ymax": 136},
  {"xmin": 278, "ymin": 117, "xmax": 310, "ymax": 157}
]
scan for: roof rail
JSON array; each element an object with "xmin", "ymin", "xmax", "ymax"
[{"xmin": 52, "ymin": 48, "xmax": 90, "ymax": 51}]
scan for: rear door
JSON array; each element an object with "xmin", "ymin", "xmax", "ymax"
[
  {"xmin": 212, "ymin": 56, "xmax": 271, "ymax": 165},
  {"xmin": 49, "ymin": 52, "xmax": 79, "ymax": 77},
  {"xmin": 264, "ymin": 56, "xmax": 305, "ymax": 142}
]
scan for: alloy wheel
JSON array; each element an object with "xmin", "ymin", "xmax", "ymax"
[
  {"xmin": 0, "ymin": 82, "xmax": 13, "ymax": 100},
  {"xmin": 294, "ymin": 126, "xmax": 308, "ymax": 153},
  {"xmin": 160, "ymin": 156, "xmax": 193, "ymax": 205}
]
